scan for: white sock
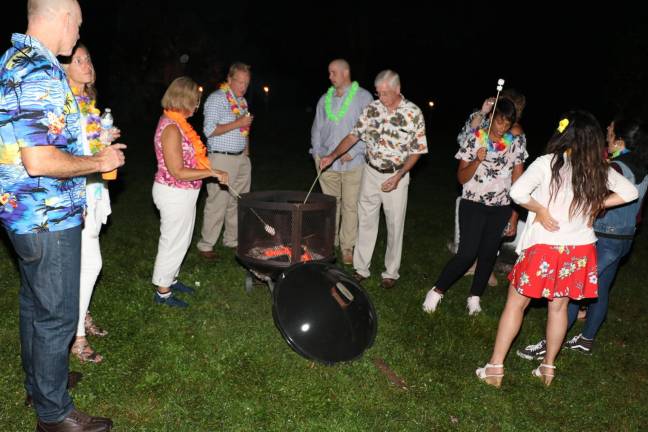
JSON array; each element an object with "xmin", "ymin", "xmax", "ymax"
[{"xmin": 157, "ymin": 290, "xmax": 172, "ymax": 299}]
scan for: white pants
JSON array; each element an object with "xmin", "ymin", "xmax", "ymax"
[
  {"xmin": 78, "ymin": 183, "xmax": 111, "ymax": 336},
  {"xmin": 354, "ymin": 164, "xmax": 410, "ymax": 280},
  {"xmin": 152, "ymin": 183, "xmax": 200, "ymax": 288}
]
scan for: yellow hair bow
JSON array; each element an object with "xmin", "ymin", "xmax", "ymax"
[{"xmin": 557, "ymin": 118, "xmax": 569, "ymax": 133}]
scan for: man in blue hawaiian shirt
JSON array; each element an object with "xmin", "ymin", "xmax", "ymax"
[{"xmin": 0, "ymin": 1, "xmax": 124, "ymax": 430}]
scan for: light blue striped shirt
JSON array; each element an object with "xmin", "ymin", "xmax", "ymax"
[
  {"xmin": 310, "ymin": 84, "xmax": 373, "ymax": 171},
  {"xmin": 203, "ymin": 89, "xmax": 248, "ymax": 152}
]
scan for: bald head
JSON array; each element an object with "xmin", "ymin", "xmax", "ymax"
[
  {"xmin": 26, "ymin": 0, "xmax": 82, "ymax": 56},
  {"xmin": 28, "ymin": 0, "xmax": 78, "ymax": 20},
  {"xmin": 328, "ymin": 59, "xmax": 351, "ymax": 91}
]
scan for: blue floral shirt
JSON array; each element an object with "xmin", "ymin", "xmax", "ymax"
[{"xmin": 0, "ymin": 34, "xmax": 85, "ymax": 234}]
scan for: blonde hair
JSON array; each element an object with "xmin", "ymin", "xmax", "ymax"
[
  {"xmin": 161, "ymin": 77, "xmax": 200, "ymax": 112},
  {"xmin": 227, "ymin": 62, "xmax": 251, "ymax": 79}
]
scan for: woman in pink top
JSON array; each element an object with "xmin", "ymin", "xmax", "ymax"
[
  {"xmin": 152, "ymin": 77, "xmax": 228, "ymax": 308},
  {"xmin": 476, "ymin": 110, "xmax": 638, "ymax": 387}
]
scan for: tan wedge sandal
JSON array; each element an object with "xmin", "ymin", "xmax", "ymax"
[
  {"xmin": 532, "ymin": 363, "xmax": 555, "ymax": 386},
  {"xmin": 476, "ymin": 363, "xmax": 504, "ymax": 388}
]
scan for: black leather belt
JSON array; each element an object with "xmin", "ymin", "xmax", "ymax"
[
  {"xmin": 367, "ymin": 161, "xmax": 403, "ymax": 174},
  {"xmin": 209, "ymin": 150, "xmax": 244, "ymax": 155}
]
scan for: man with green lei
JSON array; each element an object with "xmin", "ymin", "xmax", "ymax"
[{"xmin": 310, "ymin": 59, "xmax": 372, "ymax": 264}]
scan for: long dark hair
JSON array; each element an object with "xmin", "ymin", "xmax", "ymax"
[{"xmin": 546, "ymin": 110, "xmax": 609, "ymax": 220}]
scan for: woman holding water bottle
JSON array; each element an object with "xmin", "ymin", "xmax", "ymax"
[{"xmin": 62, "ymin": 43, "xmax": 120, "ymax": 363}]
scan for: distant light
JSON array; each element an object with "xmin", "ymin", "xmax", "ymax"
[
  {"xmin": 428, "ymin": 101, "xmax": 435, "ymax": 108},
  {"xmin": 263, "ymin": 86, "xmax": 270, "ymax": 94},
  {"xmin": 300, "ymin": 323, "xmax": 310, "ymax": 332},
  {"xmin": 179, "ymin": 54, "xmax": 189, "ymax": 64},
  {"xmin": 198, "ymin": 86, "xmax": 204, "ymax": 93}
]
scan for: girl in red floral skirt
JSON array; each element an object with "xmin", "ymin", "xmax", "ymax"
[{"xmin": 476, "ymin": 111, "xmax": 638, "ymax": 387}]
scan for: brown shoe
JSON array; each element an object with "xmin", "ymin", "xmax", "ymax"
[
  {"xmin": 36, "ymin": 408, "xmax": 112, "ymax": 431},
  {"xmin": 381, "ymin": 278, "xmax": 397, "ymax": 289},
  {"xmin": 198, "ymin": 250, "xmax": 218, "ymax": 261},
  {"xmin": 342, "ymin": 250, "xmax": 353, "ymax": 265},
  {"xmin": 352, "ymin": 272, "xmax": 368, "ymax": 283}
]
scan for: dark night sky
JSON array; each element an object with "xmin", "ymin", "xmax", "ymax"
[{"xmin": 3, "ymin": 1, "xmax": 648, "ymax": 150}]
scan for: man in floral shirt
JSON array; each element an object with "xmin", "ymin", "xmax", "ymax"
[
  {"xmin": 320, "ymin": 70, "xmax": 427, "ymax": 289},
  {"xmin": 0, "ymin": 1, "xmax": 124, "ymax": 429}
]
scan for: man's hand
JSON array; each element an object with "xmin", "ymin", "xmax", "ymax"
[
  {"xmin": 381, "ymin": 172, "xmax": 402, "ymax": 193},
  {"xmin": 340, "ymin": 153, "xmax": 353, "ymax": 164},
  {"xmin": 236, "ymin": 114, "xmax": 254, "ymax": 128},
  {"xmin": 95, "ymin": 143, "xmax": 126, "ymax": 172},
  {"xmin": 319, "ymin": 155, "xmax": 334, "ymax": 171}
]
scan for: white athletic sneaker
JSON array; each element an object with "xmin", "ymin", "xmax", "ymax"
[
  {"xmin": 467, "ymin": 296, "xmax": 482, "ymax": 316},
  {"xmin": 422, "ymin": 288, "xmax": 444, "ymax": 313}
]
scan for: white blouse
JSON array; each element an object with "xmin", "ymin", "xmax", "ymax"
[{"xmin": 510, "ymin": 154, "xmax": 638, "ymax": 253}]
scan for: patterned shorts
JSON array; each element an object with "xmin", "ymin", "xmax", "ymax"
[{"xmin": 508, "ymin": 243, "xmax": 598, "ymax": 300}]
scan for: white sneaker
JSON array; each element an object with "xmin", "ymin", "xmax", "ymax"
[
  {"xmin": 422, "ymin": 288, "xmax": 444, "ymax": 313},
  {"xmin": 467, "ymin": 296, "xmax": 482, "ymax": 316}
]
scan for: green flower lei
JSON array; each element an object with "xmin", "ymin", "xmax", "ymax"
[{"xmin": 325, "ymin": 81, "xmax": 359, "ymax": 123}]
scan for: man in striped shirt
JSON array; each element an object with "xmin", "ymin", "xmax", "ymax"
[{"xmin": 197, "ymin": 63, "xmax": 253, "ymax": 259}]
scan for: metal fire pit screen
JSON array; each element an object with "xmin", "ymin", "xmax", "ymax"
[{"xmin": 237, "ymin": 191, "xmax": 336, "ymax": 274}]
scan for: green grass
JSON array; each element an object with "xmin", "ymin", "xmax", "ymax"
[{"xmin": 1, "ymin": 111, "xmax": 647, "ymax": 431}]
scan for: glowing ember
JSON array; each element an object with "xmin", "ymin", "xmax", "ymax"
[{"xmin": 247, "ymin": 245, "xmax": 323, "ymax": 263}]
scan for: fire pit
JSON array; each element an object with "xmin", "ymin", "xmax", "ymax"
[
  {"xmin": 236, "ymin": 190, "xmax": 336, "ymax": 288},
  {"xmin": 235, "ymin": 191, "xmax": 377, "ymax": 365}
]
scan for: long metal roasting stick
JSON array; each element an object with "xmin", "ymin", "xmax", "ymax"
[
  {"xmin": 303, "ymin": 169, "xmax": 323, "ymax": 205},
  {"xmin": 486, "ymin": 78, "xmax": 505, "ymax": 140},
  {"xmin": 229, "ymin": 187, "xmax": 276, "ymax": 236}
]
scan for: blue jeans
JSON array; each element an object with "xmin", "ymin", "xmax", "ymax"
[
  {"xmin": 567, "ymin": 236, "xmax": 633, "ymax": 340},
  {"xmin": 6, "ymin": 226, "xmax": 81, "ymax": 423}
]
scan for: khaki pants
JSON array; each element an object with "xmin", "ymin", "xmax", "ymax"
[
  {"xmin": 197, "ymin": 153, "xmax": 251, "ymax": 251},
  {"xmin": 354, "ymin": 164, "xmax": 410, "ymax": 280},
  {"xmin": 314, "ymin": 158, "xmax": 363, "ymax": 252}
]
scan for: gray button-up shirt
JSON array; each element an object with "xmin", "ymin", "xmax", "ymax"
[{"xmin": 310, "ymin": 83, "xmax": 373, "ymax": 171}]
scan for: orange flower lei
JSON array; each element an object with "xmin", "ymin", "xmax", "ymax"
[
  {"xmin": 219, "ymin": 83, "xmax": 250, "ymax": 137},
  {"xmin": 163, "ymin": 110, "xmax": 210, "ymax": 169}
]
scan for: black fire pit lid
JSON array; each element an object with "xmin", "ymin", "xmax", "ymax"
[{"xmin": 272, "ymin": 261, "xmax": 377, "ymax": 365}]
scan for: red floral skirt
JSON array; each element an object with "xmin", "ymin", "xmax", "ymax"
[{"xmin": 508, "ymin": 243, "xmax": 598, "ymax": 300}]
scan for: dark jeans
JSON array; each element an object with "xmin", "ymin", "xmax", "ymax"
[
  {"xmin": 567, "ymin": 236, "xmax": 633, "ymax": 340},
  {"xmin": 6, "ymin": 226, "xmax": 81, "ymax": 423},
  {"xmin": 435, "ymin": 199, "xmax": 511, "ymax": 296}
]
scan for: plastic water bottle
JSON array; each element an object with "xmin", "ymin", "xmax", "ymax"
[
  {"xmin": 99, "ymin": 108, "xmax": 118, "ymax": 180},
  {"xmin": 100, "ymin": 108, "xmax": 114, "ymax": 144}
]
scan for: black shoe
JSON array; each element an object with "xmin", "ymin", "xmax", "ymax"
[
  {"xmin": 516, "ymin": 339, "xmax": 546, "ymax": 361},
  {"xmin": 36, "ymin": 408, "xmax": 112, "ymax": 431},
  {"xmin": 563, "ymin": 333, "xmax": 593, "ymax": 354}
]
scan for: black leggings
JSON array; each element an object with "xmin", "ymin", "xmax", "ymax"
[{"xmin": 435, "ymin": 199, "xmax": 512, "ymax": 296}]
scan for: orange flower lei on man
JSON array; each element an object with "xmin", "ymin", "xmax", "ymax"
[
  {"xmin": 163, "ymin": 110, "xmax": 211, "ymax": 169},
  {"xmin": 219, "ymin": 82, "xmax": 250, "ymax": 137}
]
